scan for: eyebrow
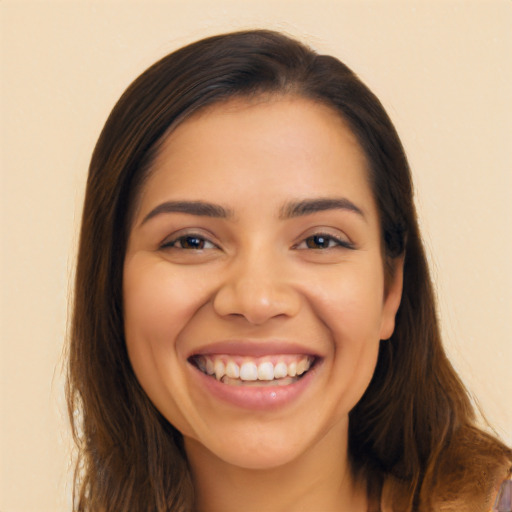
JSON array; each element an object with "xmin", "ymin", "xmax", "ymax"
[
  {"xmin": 141, "ymin": 200, "xmax": 233, "ymax": 225},
  {"xmin": 279, "ymin": 197, "xmax": 365, "ymax": 220},
  {"xmin": 140, "ymin": 197, "xmax": 365, "ymax": 226}
]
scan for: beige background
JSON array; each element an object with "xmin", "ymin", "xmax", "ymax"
[{"xmin": 1, "ymin": 1, "xmax": 511, "ymax": 510}]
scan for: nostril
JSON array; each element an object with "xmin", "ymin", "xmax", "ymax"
[{"xmin": 212, "ymin": 278, "xmax": 301, "ymax": 325}]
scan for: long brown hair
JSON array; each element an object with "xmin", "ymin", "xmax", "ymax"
[{"xmin": 67, "ymin": 30, "xmax": 511, "ymax": 511}]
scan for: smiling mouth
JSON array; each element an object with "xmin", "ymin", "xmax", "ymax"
[{"xmin": 189, "ymin": 354, "xmax": 316, "ymax": 387}]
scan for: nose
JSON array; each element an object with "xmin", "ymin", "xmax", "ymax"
[{"xmin": 212, "ymin": 250, "xmax": 301, "ymax": 325}]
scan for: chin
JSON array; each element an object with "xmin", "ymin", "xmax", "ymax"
[
  {"xmin": 183, "ymin": 412, "xmax": 345, "ymax": 473},
  {"xmin": 186, "ymin": 434, "xmax": 309, "ymax": 471}
]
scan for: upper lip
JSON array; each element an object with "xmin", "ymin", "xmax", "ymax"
[{"xmin": 186, "ymin": 340, "xmax": 322, "ymax": 359}]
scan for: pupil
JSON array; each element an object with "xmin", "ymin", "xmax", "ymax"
[
  {"xmin": 308, "ymin": 235, "xmax": 329, "ymax": 249},
  {"xmin": 183, "ymin": 237, "xmax": 203, "ymax": 249}
]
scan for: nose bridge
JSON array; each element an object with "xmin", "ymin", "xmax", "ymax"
[{"xmin": 213, "ymin": 242, "xmax": 299, "ymax": 324}]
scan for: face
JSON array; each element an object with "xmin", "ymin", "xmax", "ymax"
[{"xmin": 123, "ymin": 97, "xmax": 403, "ymax": 470}]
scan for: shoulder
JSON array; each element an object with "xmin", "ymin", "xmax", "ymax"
[
  {"xmin": 380, "ymin": 469, "xmax": 511, "ymax": 512},
  {"xmin": 425, "ymin": 428, "xmax": 511, "ymax": 512},
  {"xmin": 493, "ymin": 477, "xmax": 512, "ymax": 512},
  {"xmin": 379, "ymin": 426, "xmax": 512, "ymax": 512}
]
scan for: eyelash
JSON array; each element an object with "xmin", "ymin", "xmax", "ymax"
[{"xmin": 161, "ymin": 232, "xmax": 354, "ymax": 251}]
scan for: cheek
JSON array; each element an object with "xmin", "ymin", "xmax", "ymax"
[
  {"xmin": 122, "ymin": 256, "xmax": 213, "ymax": 433},
  {"xmin": 123, "ymin": 257, "xmax": 212, "ymax": 345},
  {"xmin": 298, "ymin": 263, "xmax": 384, "ymax": 407},
  {"xmin": 302, "ymin": 262, "xmax": 385, "ymax": 340}
]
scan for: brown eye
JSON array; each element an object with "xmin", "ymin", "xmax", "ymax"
[
  {"xmin": 294, "ymin": 232, "xmax": 355, "ymax": 251},
  {"xmin": 179, "ymin": 236, "xmax": 206, "ymax": 249},
  {"xmin": 162, "ymin": 234, "xmax": 216, "ymax": 250},
  {"xmin": 305, "ymin": 235, "xmax": 333, "ymax": 249},
  {"xmin": 300, "ymin": 234, "xmax": 354, "ymax": 250}
]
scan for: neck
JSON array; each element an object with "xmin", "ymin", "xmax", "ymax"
[{"xmin": 185, "ymin": 420, "xmax": 368, "ymax": 512}]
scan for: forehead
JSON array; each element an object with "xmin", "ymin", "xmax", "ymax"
[
  {"xmin": 162, "ymin": 95, "xmax": 364, "ymax": 165},
  {"xmin": 135, "ymin": 96, "xmax": 376, "ymax": 220}
]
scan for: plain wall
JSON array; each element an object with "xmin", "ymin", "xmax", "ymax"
[{"xmin": 1, "ymin": 1, "xmax": 510, "ymax": 510}]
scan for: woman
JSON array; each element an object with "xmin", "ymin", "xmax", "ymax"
[{"xmin": 67, "ymin": 30, "xmax": 512, "ymax": 511}]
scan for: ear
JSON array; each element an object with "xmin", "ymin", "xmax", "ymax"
[{"xmin": 379, "ymin": 256, "xmax": 404, "ymax": 340}]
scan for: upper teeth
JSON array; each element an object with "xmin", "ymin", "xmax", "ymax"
[{"xmin": 195, "ymin": 355, "xmax": 313, "ymax": 382}]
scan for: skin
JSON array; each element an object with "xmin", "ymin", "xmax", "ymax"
[{"xmin": 123, "ymin": 96, "xmax": 403, "ymax": 511}]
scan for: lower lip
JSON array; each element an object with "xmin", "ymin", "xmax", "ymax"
[{"xmin": 189, "ymin": 362, "xmax": 319, "ymax": 411}]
